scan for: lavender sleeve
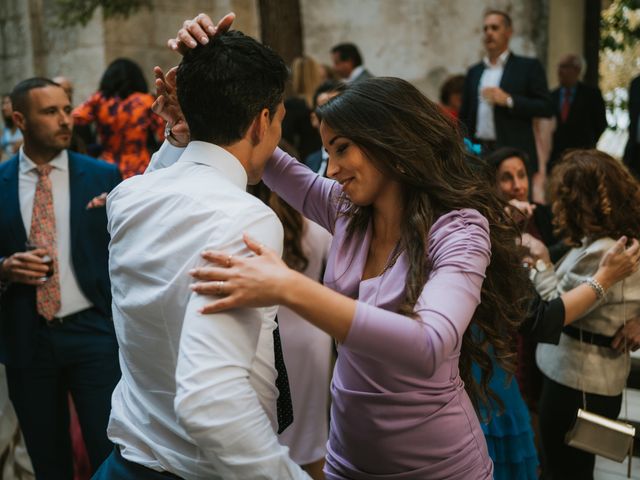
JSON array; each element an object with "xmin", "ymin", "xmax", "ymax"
[
  {"xmin": 343, "ymin": 210, "xmax": 491, "ymax": 375},
  {"xmin": 262, "ymin": 148, "xmax": 340, "ymax": 233}
]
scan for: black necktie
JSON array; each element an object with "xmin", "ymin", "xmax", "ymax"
[{"xmin": 272, "ymin": 317, "xmax": 293, "ymax": 433}]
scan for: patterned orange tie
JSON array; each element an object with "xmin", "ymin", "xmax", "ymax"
[{"xmin": 30, "ymin": 164, "xmax": 61, "ymax": 321}]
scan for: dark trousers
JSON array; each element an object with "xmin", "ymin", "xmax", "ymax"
[
  {"xmin": 539, "ymin": 375, "xmax": 622, "ymax": 480},
  {"xmin": 5, "ymin": 308, "xmax": 120, "ymax": 480},
  {"xmin": 92, "ymin": 447, "xmax": 182, "ymax": 479}
]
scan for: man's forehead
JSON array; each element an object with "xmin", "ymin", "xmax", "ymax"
[
  {"xmin": 29, "ymin": 85, "xmax": 70, "ymax": 108},
  {"xmin": 484, "ymin": 14, "xmax": 506, "ymax": 26}
]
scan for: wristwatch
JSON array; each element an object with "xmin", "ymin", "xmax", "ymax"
[{"xmin": 505, "ymin": 95, "xmax": 514, "ymax": 109}]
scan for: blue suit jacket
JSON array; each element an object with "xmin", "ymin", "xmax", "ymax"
[{"xmin": 0, "ymin": 151, "xmax": 121, "ymax": 366}]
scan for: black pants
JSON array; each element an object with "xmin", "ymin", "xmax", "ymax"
[
  {"xmin": 5, "ymin": 308, "xmax": 120, "ymax": 480},
  {"xmin": 538, "ymin": 375, "xmax": 622, "ymax": 480}
]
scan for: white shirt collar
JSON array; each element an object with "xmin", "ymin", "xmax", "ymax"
[
  {"xmin": 483, "ymin": 50, "xmax": 510, "ymax": 68},
  {"xmin": 178, "ymin": 141, "xmax": 248, "ymax": 190},
  {"xmin": 19, "ymin": 147, "xmax": 69, "ymax": 174},
  {"xmin": 347, "ymin": 65, "xmax": 365, "ymax": 82}
]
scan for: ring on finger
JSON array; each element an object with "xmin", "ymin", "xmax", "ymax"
[
  {"xmin": 226, "ymin": 255, "xmax": 233, "ymax": 268},
  {"xmin": 215, "ymin": 280, "xmax": 225, "ymax": 295}
]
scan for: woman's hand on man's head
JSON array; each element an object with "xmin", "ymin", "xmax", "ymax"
[{"xmin": 168, "ymin": 12, "xmax": 236, "ymax": 55}]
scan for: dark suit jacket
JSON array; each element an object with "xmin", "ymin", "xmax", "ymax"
[
  {"xmin": 352, "ymin": 68, "xmax": 373, "ymax": 83},
  {"xmin": 282, "ymin": 97, "xmax": 321, "ymax": 162},
  {"xmin": 460, "ymin": 53, "xmax": 553, "ymax": 173},
  {"xmin": 0, "ymin": 151, "xmax": 121, "ymax": 366},
  {"xmin": 624, "ymin": 75, "xmax": 640, "ymax": 177},
  {"xmin": 549, "ymin": 82, "xmax": 607, "ymax": 170},
  {"xmin": 304, "ymin": 149, "xmax": 324, "ymax": 174}
]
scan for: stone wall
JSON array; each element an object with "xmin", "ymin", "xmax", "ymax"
[
  {"xmin": 1, "ymin": 0, "xmax": 558, "ymax": 105},
  {"xmin": 301, "ymin": 0, "xmax": 549, "ymax": 101},
  {"xmin": 0, "ymin": 0, "xmax": 35, "ymax": 95},
  {"xmin": 0, "ymin": 0, "xmax": 259, "ymax": 104}
]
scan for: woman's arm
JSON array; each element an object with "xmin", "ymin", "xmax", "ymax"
[
  {"xmin": 262, "ymin": 149, "xmax": 341, "ymax": 233},
  {"xmin": 191, "ymin": 211, "xmax": 490, "ymax": 375},
  {"xmin": 522, "ymin": 236, "xmax": 640, "ymax": 343}
]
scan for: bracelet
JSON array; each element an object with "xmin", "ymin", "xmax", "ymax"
[{"xmin": 584, "ymin": 277, "xmax": 606, "ymax": 300}]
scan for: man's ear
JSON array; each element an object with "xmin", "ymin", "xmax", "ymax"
[
  {"xmin": 12, "ymin": 111, "xmax": 26, "ymax": 131},
  {"xmin": 249, "ymin": 108, "xmax": 271, "ymax": 146}
]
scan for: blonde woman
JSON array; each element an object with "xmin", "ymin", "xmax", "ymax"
[{"xmin": 282, "ymin": 56, "xmax": 328, "ymax": 161}]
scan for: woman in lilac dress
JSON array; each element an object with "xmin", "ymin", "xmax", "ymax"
[{"xmin": 178, "ymin": 70, "xmax": 531, "ymax": 476}]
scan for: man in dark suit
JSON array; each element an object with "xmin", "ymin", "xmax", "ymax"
[
  {"xmin": 0, "ymin": 77, "xmax": 121, "ymax": 478},
  {"xmin": 331, "ymin": 43, "xmax": 373, "ymax": 83},
  {"xmin": 460, "ymin": 9, "xmax": 553, "ymax": 174},
  {"xmin": 549, "ymin": 54, "xmax": 607, "ymax": 172},
  {"xmin": 624, "ymin": 75, "xmax": 640, "ymax": 177}
]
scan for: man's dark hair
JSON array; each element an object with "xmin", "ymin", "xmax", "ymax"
[
  {"xmin": 177, "ymin": 30, "xmax": 288, "ymax": 146},
  {"xmin": 485, "ymin": 9, "xmax": 513, "ymax": 28},
  {"xmin": 99, "ymin": 58, "xmax": 148, "ymax": 99},
  {"xmin": 312, "ymin": 80, "xmax": 342, "ymax": 109},
  {"xmin": 10, "ymin": 77, "xmax": 61, "ymax": 114},
  {"xmin": 331, "ymin": 43, "xmax": 363, "ymax": 67}
]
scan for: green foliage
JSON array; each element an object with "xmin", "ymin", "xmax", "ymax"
[
  {"xmin": 53, "ymin": 0, "xmax": 153, "ymax": 28},
  {"xmin": 601, "ymin": 0, "xmax": 640, "ymax": 52}
]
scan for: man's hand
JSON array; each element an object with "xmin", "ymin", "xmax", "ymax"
[
  {"xmin": 0, "ymin": 250, "xmax": 50, "ymax": 286},
  {"xmin": 482, "ymin": 86, "xmax": 511, "ymax": 107},
  {"xmin": 168, "ymin": 12, "xmax": 236, "ymax": 55},
  {"xmin": 152, "ymin": 67, "xmax": 190, "ymax": 147},
  {"xmin": 612, "ymin": 317, "xmax": 640, "ymax": 353},
  {"xmin": 86, "ymin": 192, "xmax": 108, "ymax": 209}
]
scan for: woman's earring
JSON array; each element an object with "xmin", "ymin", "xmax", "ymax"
[{"xmin": 395, "ymin": 164, "xmax": 406, "ymax": 174}]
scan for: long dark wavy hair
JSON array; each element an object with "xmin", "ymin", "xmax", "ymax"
[
  {"xmin": 316, "ymin": 77, "xmax": 531, "ymax": 408},
  {"xmin": 551, "ymin": 149, "xmax": 640, "ymax": 246},
  {"xmin": 99, "ymin": 58, "xmax": 148, "ymax": 99},
  {"xmin": 249, "ymin": 182, "xmax": 309, "ymax": 272}
]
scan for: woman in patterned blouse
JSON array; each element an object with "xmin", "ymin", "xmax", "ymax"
[{"xmin": 73, "ymin": 58, "xmax": 164, "ymax": 178}]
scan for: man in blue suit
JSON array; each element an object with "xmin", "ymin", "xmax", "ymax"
[
  {"xmin": 0, "ymin": 77, "xmax": 121, "ymax": 478},
  {"xmin": 459, "ymin": 9, "xmax": 553, "ymax": 174}
]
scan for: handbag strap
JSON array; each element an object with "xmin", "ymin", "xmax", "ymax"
[{"xmin": 577, "ymin": 279, "xmax": 629, "ymax": 416}]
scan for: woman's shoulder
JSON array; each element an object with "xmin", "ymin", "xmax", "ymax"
[
  {"xmin": 428, "ymin": 209, "xmax": 491, "ymax": 266},
  {"xmin": 430, "ymin": 209, "xmax": 489, "ymax": 240}
]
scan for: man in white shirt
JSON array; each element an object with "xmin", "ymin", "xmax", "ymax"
[
  {"xmin": 94, "ymin": 28, "xmax": 308, "ymax": 479},
  {"xmin": 459, "ymin": 9, "xmax": 552, "ymax": 174}
]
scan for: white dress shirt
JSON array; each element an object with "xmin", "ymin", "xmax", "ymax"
[
  {"xmin": 107, "ymin": 141, "xmax": 308, "ymax": 479},
  {"xmin": 475, "ymin": 50, "xmax": 510, "ymax": 140},
  {"xmin": 19, "ymin": 148, "xmax": 93, "ymax": 317},
  {"xmin": 347, "ymin": 65, "xmax": 365, "ymax": 83}
]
